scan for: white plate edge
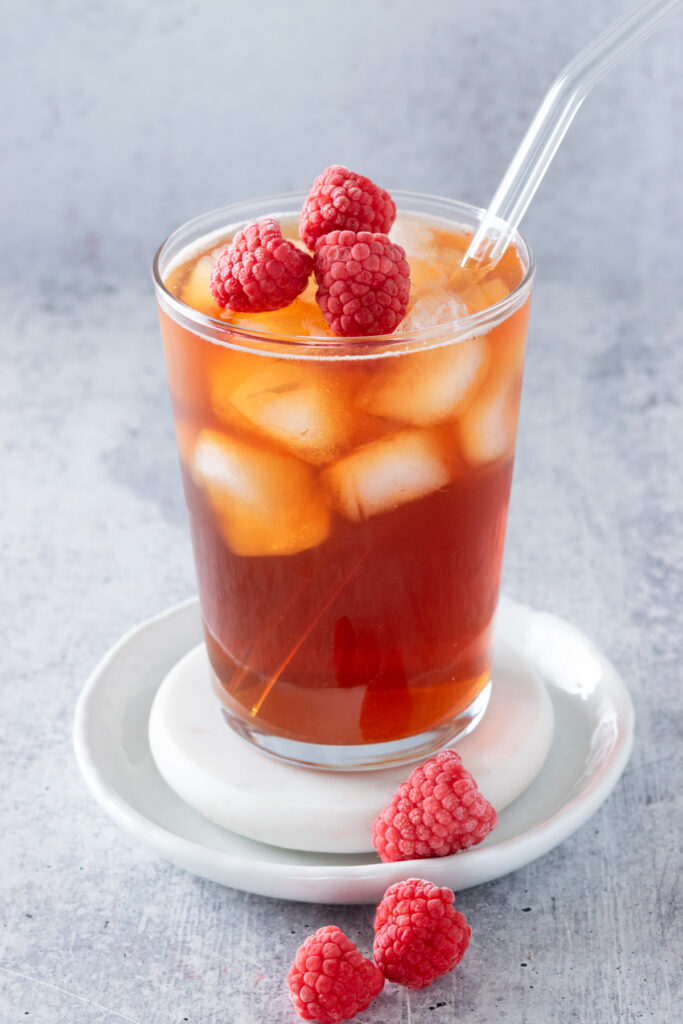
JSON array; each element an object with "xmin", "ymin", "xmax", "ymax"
[{"xmin": 72, "ymin": 597, "xmax": 635, "ymax": 900}]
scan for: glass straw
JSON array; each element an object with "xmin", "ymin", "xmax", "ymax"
[{"xmin": 462, "ymin": 0, "xmax": 682, "ymax": 268}]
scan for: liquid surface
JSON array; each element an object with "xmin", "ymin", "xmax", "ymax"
[
  {"xmin": 160, "ymin": 213, "xmax": 531, "ymax": 747},
  {"xmin": 164, "ymin": 213, "xmax": 525, "ymax": 336}
]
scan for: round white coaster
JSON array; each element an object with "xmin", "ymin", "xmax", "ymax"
[{"xmin": 148, "ymin": 638, "xmax": 554, "ymax": 854}]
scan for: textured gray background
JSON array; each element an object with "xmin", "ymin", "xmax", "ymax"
[
  {"xmin": 2, "ymin": 1, "xmax": 682, "ymax": 1022},
  {"xmin": 3, "ymin": 0, "xmax": 683, "ymax": 284}
]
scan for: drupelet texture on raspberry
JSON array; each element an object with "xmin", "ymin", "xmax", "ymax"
[
  {"xmin": 287, "ymin": 925, "xmax": 384, "ymax": 1023},
  {"xmin": 373, "ymin": 878, "xmax": 471, "ymax": 989},
  {"xmin": 372, "ymin": 750, "xmax": 497, "ymax": 862},
  {"xmin": 210, "ymin": 218, "xmax": 313, "ymax": 313},
  {"xmin": 313, "ymin": 230, "xmax": 410, "ymax": 337},
  {"xmin": 300, "ymin": 166, "xmax": 396, "ymax": 251}
]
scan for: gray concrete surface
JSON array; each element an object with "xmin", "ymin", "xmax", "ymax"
[{"xmin": 1, "ymin": 273, "xmax": 681, "ymax": 1022}]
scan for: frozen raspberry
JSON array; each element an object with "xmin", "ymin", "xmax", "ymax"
[
  {"xmin": 373, "ymin": 878, "xmax": 471, "ymax": 989},
  {"xmin": 372, "ymin": 750, "xmax": 497, "ymax": 863},
  {"xmin": 287, "ymin": 926, "xmax": 384, "ymax": 1023},
  {"xmin": 300, "ymin": 165, "xmax": 396, "ymax": 251},
  {"xmin": 313, "ymin": 230, "xmax": 410, "ymax": 337},
  {"xmin": 210, "ymin": 218, "xmax": 313, "ymax": 313}
]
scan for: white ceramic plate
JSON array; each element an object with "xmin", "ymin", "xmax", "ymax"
[
  {"xmin": 73, "ymin": 597, "xmax": 634, "ymax": 904},
  {"xmin": 148, "ymin": 638, "xmax": 555, "ymax": 853}
]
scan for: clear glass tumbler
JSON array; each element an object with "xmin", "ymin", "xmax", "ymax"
[{"xmin": 153, "ymin": 192, "xmax": 534, "ymax": 770}]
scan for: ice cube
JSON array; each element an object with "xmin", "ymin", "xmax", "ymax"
[
  {"xmin": 461, "ymin": 277, "xmax": 509, "ymax": 315},
  {"xmin": 279, "ymin": 219, "xmax": 303, "ymax": 242},
  {"xmin": 390, "ymin": 216, "xmax": 440, "ymax": 262},
  {"xmin": 458, "ymin": 378, "xmax": 521, "ymax": 465},
  {"xmin": 360, "ymin": 334, "xmax": 489, "ymax": 427},
  {"xmin": 192, "ymin": 429, "xmax": 330, "ymax": 556},
  {"xmin": 182, "ymin": 254, "xmax": 221, "ymax": 316},
  {"xmin": 323, "ymin": 428, "xmax": 450, "ymax": 521},
  {"xmin": 219, "ymin": 312, "xmax": 277, "ymax": 335},
  {"xmin": 393, "ymin": 217, "xmax": 473, "ymax": 292},
  {"xmin": 401, "ymin": 289, "xmax": 469, "ymax": 331},
  {"xmin": 408, "ymin": 257, "xmax": 453, "ymax": 295},
  {"xmin": 208, "ymin": 351, "xmax": 264, "ymax": 431},
  {"xmin": 222, "ymin": 283, "xmax": 329, "ymax": 338},
  {"xmin": 226, "ymin": 361, "xmax": 353, "ymax": 464}
]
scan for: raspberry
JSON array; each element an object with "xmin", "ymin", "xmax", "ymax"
[
  {"xmin": 372, "ymin": 750, "xmax": 497, "ymax": 862},
  {"xmin": 210, "ymin": 218, "xmax": 313, "ymax": 313},
  {"xmin": 287, "ymin": 926, "xmax": 384, "ymax": 1023},
  {"xmin": 313, "ymin": 230, "xmax": 410, "ymax": 337},
  {"xmin": 300, "ymin": 165, "xmax": 396, "ymax": 251},
  {"xmin": 373, "ymin": 878, "xmax": 471, "ymax": 989}
]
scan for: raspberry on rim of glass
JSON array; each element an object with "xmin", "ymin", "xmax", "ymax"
[
  {"xmin": 313, "ymin": 229, "xmax": 411, "ymax": 337},
  {"xmin": 210, "ymin": 217, "xmax": 313, "ymax": 314},
  {"xmin": 300, "ymin": 165, "xmax": 397, "ymax": 251},
  {"xmin": 209, "ymin": 166, "xmax": 411, "ymax": 339}
]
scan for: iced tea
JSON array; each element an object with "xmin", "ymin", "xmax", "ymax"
[{"xmin": 154, "ymin": 194, "xmax": 533, "ymax": 768}]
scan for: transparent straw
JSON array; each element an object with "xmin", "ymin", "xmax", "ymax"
[{"xmin": 462, "ymin": 0, "xmax": 682, "ymax": 268}]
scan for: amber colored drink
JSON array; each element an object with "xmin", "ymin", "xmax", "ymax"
[{"xmin": 154, "ymin": 194, "xmax": 533, "ymax": 768}]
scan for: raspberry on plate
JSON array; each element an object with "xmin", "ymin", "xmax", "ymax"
[
  {"xmin": 210, "ymin": 218, "xmax": 313, "ymax": 314},
  {"xmin": 313, "ymin": 230, "xmax": 410, "ymax": 337},
  {"xmin": 300, "ymin": 165, "xmax": 396, "ymax": 251},
  {"xmin": 372, "ymin": 749, "xmax": 498, "ymax": 862},
  {"xmin": 373, "ymin": 878, "xmax": 471, "ymax": 989},
  {"xmin": 287, "ymin": 925, "xmax": 384, "ymax": 1023}
]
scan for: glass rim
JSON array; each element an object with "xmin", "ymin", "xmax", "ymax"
[{"xmin": 152, "ymin": 189, "xmax": 535, "ymax": 357}]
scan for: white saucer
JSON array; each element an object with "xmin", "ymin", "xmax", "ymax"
[
  {"xmin": 73, "ymin": 596, "xmax": 634, "ymax": 904},
  {"xmin": 148, "ymin": 640, "xmax": 554, "ymax": 853}
]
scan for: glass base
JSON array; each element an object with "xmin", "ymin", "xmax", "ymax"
[{"xmin": 221, "ymin": 680, "xmax": 492, "ymax": 771}]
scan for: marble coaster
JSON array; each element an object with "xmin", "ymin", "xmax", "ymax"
[{"xmin": 148, "ymin": 639, "xmax": 554, "ymax": 854}]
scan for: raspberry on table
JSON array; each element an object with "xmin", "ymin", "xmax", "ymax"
[
  {"xmin": 372, "ymin": 750, "xmax": 498, "ymax": 862},
  {"xmin": 300, "ymin": 165, "xmax": 396, "ymax": 251},
  {"xmin": 373, "ymin": 878, "xmax": 471, "ymax": 989},
  {"xmin": 287, "ymin": 925, "xmax": 384, "ymax": 1023},
  {"xmin": 210, "ymin": 218, "xmax": 313, "ymax": 314},
  {"xmin": 313, "ymin": 230, "xmax": 410, "ymax": 337}
]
